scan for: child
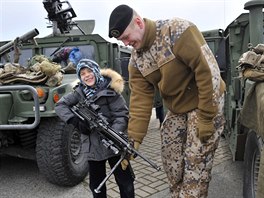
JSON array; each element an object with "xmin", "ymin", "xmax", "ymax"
[{"xmin": 55, "ymin": 59, "xmax": 135, "ymax": 198}]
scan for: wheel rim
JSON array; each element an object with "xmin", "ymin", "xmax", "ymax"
[
  {"xmin": 70, "ymin": 129, "xmax": 82, "ymax": 163},
  {"xmin": 251, "ymin": 148, "xmax": 261, "ymax": 197}
]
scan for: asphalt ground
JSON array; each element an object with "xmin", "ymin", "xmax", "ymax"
[{"xmin": 0, "ymin": 110, "xmax": 244, "ymax": 198}]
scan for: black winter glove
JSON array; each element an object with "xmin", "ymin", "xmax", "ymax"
[
  {"xmin": 67, "ymin": 116, "xmax": 79, "ymax": 128},
  {"xmin": 197, "ymin": 120, "xmax": 215, "ymax": 143},
  {"xmin": 68, "ymin": 117, "xmax": 90, "ymax": 135},
  {"xmin": 78, "ymin": 120, "xmax": 90, "ymax": 135}
]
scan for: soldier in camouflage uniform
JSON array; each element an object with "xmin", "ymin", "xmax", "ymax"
[{"xmin": 108, "ymin": 5, "xmax": 226, "ymax": 198}]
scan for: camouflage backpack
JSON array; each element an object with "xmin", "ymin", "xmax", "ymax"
[{"xmin": 237, "ymin": 44, "xmax": 264, "ymax": 81}]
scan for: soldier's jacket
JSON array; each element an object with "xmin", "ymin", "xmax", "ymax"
[{"xmin": 128, "ymin": 18, "xmax": 226, "ymax": 143}]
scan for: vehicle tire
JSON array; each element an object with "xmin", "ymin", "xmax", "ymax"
[
  {"xmin": 36, "ymin": 117, "xmax": 89, "ymax": 186},
  {"xmin": 243, "ymin": 131, "xmax": 262, "ymax": 198}
]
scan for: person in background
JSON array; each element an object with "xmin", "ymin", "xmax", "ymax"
[
  {"xmin": 55, "ymin": 59, "xmax": 135, "ymax": 198},
  {"xmin": 153, "ymin": 89, "xmax": 165, "ymax": 128},
  {"xmin": 108, "ymin": 5, "xmax": 225, "ymax": 198},
  {"xmin": 52, "ymin": 47, "xmax": 82, "ymax": 73}
]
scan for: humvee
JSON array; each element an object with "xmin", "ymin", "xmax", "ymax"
[
  {"xmin": 202, "ymin": 0, "xmax": 264, "ymax": 197},
  {"xmin": 0, "ymin": 0, "xmax": 131, "ymax": 186}
]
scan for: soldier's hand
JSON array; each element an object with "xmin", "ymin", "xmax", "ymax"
[
  {"xmin": 121, "ymin": 141, "xmax": 140, "ymax": 170},
  {"xmin": 121, "ymin": 159, "xmax": 129, "ymax": 170},
  {"xmin": 197, "ymin": 120, "xmax": 214, "ymax": 143},
  {"xmin": 130, "ymin": 141, "xmax": 140, "ymax": 160}
]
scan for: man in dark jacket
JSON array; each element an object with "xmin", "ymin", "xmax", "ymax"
[{"xmin": 55, "ymin": 59, "xmax": 135, "ymax": 198}]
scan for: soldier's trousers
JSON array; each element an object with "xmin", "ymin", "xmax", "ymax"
[{"xmin": 160, "ymin": 94, "xmax": 225, "ymax": 198}]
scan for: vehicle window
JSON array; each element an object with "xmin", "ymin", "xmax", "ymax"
[
  {"xmin": 43, "ymin": 45, "xmax": 95, "ymax": 67},
  {"xmin": 0, "ymin": 48, "xmax": 33, "ymax": 67}
]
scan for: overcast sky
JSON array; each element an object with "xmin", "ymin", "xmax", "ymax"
[{"xmin": 0, "ymin": 0, "xmax": 250, "ymax": 42}]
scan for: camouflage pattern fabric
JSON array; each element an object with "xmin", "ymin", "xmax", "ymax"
[
  {"xmin": 0, "ymin": 71, "xmax": 48, "ymax": 85},
  {"xmin": 160, "ymin": 61, "xmax": 225, "ymax": 198},
  {"xmin": 28, "ymin": 55, "xmax": 51, "ymax": 66},
  {"xmin": 131, "ymin": 18, "xmax": 193, "ymax": 77},
  {"xmin": 237, "ymin": 44, "xmax": 264, "ymax": 81},
  {"xmin": 161, "ymin": 93, "xmax": 224, "ymax": 198},
  {"xmin": 0, "ymin": 62, "xmax": 47, "ymax": 85},
  {"xmin": 0, "ymin": 55, "xmax": 63, "ymax": 87},
  {"xmin": 39, "ymin": 60, "xmax": 61, "ymax": 76}
]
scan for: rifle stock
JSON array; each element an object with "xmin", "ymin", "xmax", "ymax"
[{"xmin": 71, "ymin": 99, "xmax": 161, "ymax": 193}]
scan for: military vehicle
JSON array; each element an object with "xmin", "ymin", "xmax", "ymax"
[
  {"xmin": 202, "ymin": 0, "xmax": 264, "ymax": 197},
  {"xmin": 0, "ymin": 0, "xmax": 131, "ymax": 186}
]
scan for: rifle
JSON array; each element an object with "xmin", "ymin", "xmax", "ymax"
[{"xmin": 71, "ymin": 99, "xmax": 161, "ymax": 193}]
